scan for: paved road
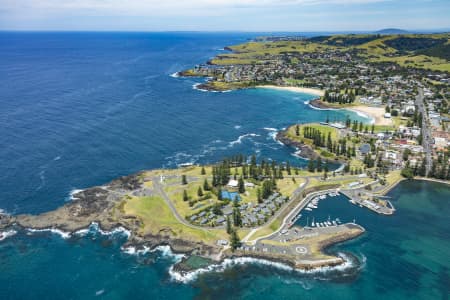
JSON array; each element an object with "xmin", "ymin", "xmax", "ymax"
[
  {"xmin": 152, "ymin": 176, "xmax": 214, "ymax": 231},
  {"xmin": 415, "ymin": 88, "xmax": 432, "ymax": 176},
  {"xmin": 242, "ymin": 177, "xmax": 310, "ymax": 243}
]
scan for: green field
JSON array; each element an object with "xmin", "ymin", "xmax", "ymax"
[
  {"xmin": 285, "ymin": 123, "xmax": 340, "ymax": 145},
  {"xmin": 124, "ymin": 195, "xmax": 227, "ymax": 243},
  {"xmin": 208, "ymin": 33, "xmax": 450, "ymax": 72}
]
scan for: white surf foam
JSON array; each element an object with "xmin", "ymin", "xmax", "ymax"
[
  {"xmin": 36, "ymin": 170, "xmax": 46, "ymax": 191},
  {"xmin": 192, "ymin": 83, "xmax": 208, "ymax": 92},
  {"xmin": 308, "ymin": 104, "xmax": 338, "ymax": 111},
  {"xmin": 169, "ymin": 72, "xmax": 180, "ymax": 78},
  {"xmin": 27, "ymin": 228, "xmax": 71, "ymax": 239},
  {"xmin": 0, "ymin": 230, "xmax": 17, "ymax": 241},
  {"xmin": 69, "ymin": 189, "xmax": 84, "ymax": 201},
  {"xmin": 266, "ymin": 130, "xmax": 284, "ymax": 146},
  {"xmin": 90, "ymin": 222, "xmax": 131, "ymax": 238},
  {"xmin": 229, "ymin": 133, "xmax": 260, "ymax": 147},
  {"xmin": 192, "ymin": 82, "xmax": 232, "ymax": 93},
  {"xmin": 73, "ymin": 228, "xmax": 90, "ymax": 236},
  {"xmin": 169, "ymin": 252, "xmax": 357, "ymax": 283},
  {"xmin": 122, "ymin": 244, "xmax": 185, "ymax": 262},
  {"xmin": 122, "ymin": 245, "xmax": 151, "ymax": 255},
  {"xmin": 262, "ymin": 127, "xmax": 277, "ymax": 131},
  {"xmin": 349, "ymin": 110, "xmax": 375, "ymax": 124}
]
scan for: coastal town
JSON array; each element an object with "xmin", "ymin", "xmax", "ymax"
[
  {"xmin": 180, "ymin": 33, "xmax": 450, "ymax": 183},
  {"xmin": 1, "ymin": 33, "xmax": 449, "ymax": 276}
]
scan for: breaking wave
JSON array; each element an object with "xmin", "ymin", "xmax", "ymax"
[
  {"xmin": 229, "ymin": 133, "xmax": 260, "ymax": 147},
  {"xmin": 0, "ymin": 229, "xmax": 17, "ymax": 241},
  {"xmin": 27, "ymin": 227, "xmax": 72, "ymax": 239},
  {"xmin": 169, "ymin": 252, "xmax": 359, "ymax": 284}
]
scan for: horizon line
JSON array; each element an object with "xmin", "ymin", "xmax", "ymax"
[{"xmin": 1, "ymin": 28, "xmax": 449, "ymax": 34}]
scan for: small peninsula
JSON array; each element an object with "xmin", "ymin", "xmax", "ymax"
[{"xmin": 1, "ymin": 154, "xmax": 404, "ymax": 274}]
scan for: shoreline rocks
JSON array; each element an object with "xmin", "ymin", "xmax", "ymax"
[{"xmin": 275, "ymin": 129, "xmax": 318, "ymax": 160}]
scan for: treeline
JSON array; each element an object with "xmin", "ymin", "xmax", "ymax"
[
  {"xmin": 384, "ymin": 37, "xmax": 447, "ymax": 52},
  {"xmin": 323, "ymin": 89, "xmax": 357, "ymax": 104},
  {"xmin": 419, "ymin": 43, "xmax": 450, "ymax": 61},
  {"xmin": 208, "ymin": 155, "xmax": 299, "ymax": 204},
  {"xmin": 402, "ymin": 149, "xmax": 450, "ymax": 180},
  {"xmin": 302, "ymin": 125, "xmax": 359, "ymax": 158},
  {"xmin": 211, "ymin": 155, "xmax": 296, "ymax": 187}
]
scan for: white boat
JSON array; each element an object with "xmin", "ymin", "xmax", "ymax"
[
  {"xmin": 305, "ymin": 207, "xmax": 312, "ymax": 211},
  {"xmin": 320, "ymin": 195, "xmax": 326, "ymax": 200},
  {"xmin": 332, "ymin": 221, "xmax": 337, "ymax": 226},
  {"xmin": 327, "ymin": 221, "xmax": 332, "ymax": 226}
]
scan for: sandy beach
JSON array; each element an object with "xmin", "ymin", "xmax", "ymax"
[
  {"xmin": 257, "ymin": 85, "xmax": 392, "ymax": 126},
  {"xmin": 347, "ymin": 106, "xmax": 393, "ymax": 126},
  {"xmin": 257, "ymin": 85, "xmax": 325, "ymax": 97}
]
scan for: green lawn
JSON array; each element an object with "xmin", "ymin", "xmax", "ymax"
[
  {"xmin": 285, "ymin": 123, "xmax": 340, "ymax": 145},
  {"xmin": 124, "ymin": 195, "xmax": 227, "ymax": 243}
]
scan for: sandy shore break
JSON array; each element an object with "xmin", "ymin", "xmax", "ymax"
[
  {"xmin": 258, "ymin": 86, "xmax": 391, "ymax": 126},
  {"xmin": 257, "ymin": 85, "xmax": 325, "ymax": 97},
  {"xmin": 347, "ymin": 106, "xmax": 393, "ymax": 126}
]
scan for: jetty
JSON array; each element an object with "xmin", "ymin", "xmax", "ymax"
[{"xmin": 340, "ymin": 189, "xmax": 395, "ymax": 215}]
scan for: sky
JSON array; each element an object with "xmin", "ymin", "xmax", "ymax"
[{"xmin": 0, "ymin": 0, "xmax": 449, "ymax": 32}]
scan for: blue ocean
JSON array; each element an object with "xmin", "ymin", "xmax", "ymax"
[{"xmin": 0, "ymin": 32, "xmax": 449, "ymax": 299}]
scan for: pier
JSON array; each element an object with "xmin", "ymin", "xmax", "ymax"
[
  {"xmin": 340, "ymin": 189, "xmax": 395, "ymax": 215},
  {"xmin": 285, "ymin": 189, "xmax": 340, "ymax": 228}
]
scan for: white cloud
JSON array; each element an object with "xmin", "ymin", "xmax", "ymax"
[{"xmin": 1, "ymin": 0, "xmax": 391, "ymax": 17}]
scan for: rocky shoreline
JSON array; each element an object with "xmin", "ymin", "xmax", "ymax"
[
  {"xmin": 0, "ymin": 172, "xmax": 223, "ymax": 262},
  {"xmin": 0, "ymin": 165, "xmax": 363, "ymax": 274},
  {"xmin": 309, "ymin": 98, "xmax": 335, "ymax": 109},
  {"xmin": 276, "ymin": 129, "xmax": 319, "ymax": 160}
]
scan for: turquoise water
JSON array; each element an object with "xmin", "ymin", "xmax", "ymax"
[{"xmin": 0, "ymin": 32, "xmax": 449, "ymax": 299}]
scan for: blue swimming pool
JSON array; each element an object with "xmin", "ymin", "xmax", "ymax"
[{"xmin": 221, "ymin": 191, "xmax": 241, "ymax": 201}]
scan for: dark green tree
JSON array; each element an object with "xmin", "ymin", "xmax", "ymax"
[
  {"xmin": 238, "ymin": 177, "xmax": 245, "ymax": 193},
  {"xmin": 230, "ymin": 229, "xmax": 241, "ymax": 251},
  {"xmin": 317, "ymin": 157, "xmax": 322, "ymax": 172},
  {"xmin": 203, "ymin": 178, "xmax": 210, "ymax": 191},
  {"xmin": 232, "ymin": 208, "xmax": 242, "ymax": 227},
  {"xmin": 226, "ymin": 216, "xmax": 232, "ymax": 234},
  {"xmin": 257, "ymin": 188, "xmax": 262, "ymax": 203}
]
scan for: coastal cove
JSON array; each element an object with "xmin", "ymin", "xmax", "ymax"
[{"xmin": 0, "ymin": 32, "xmax": 449, "ymax": 300}]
